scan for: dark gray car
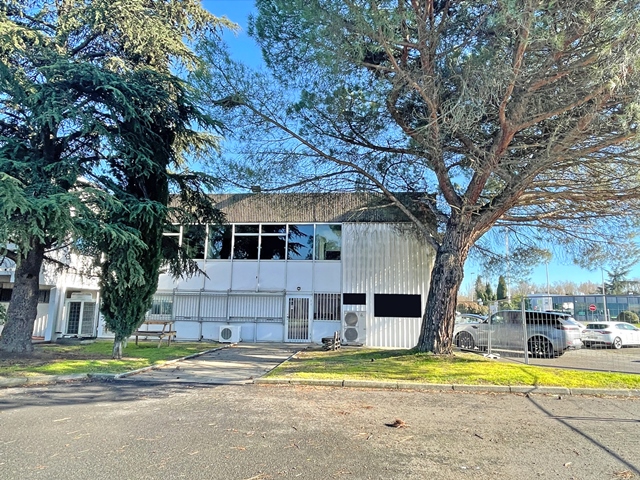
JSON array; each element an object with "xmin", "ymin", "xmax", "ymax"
[{"xmin": 453, "ymin": 310, "xmax": 583, "ymax": 357}]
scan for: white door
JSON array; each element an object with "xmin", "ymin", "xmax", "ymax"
[
  {"xmin": 65, "ymin": 301, "xmax": 97, "ymax": 336},
  {"xmin": 286, "ymin": 296, "xmax": 311, "ymax": 342}
]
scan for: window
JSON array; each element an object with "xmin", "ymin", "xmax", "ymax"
[
  {"xmin": 0, "ymin": 288, "xmax": 12, "ymax": 302},
  {"xmin": 315, "ymin": 224, "xmax": 341, "ymax": 260},
  {"xmin": 38, "ymin": 290, "xmax": 51, "ymax": 303},
  {"xmin": 0, "ymin": 289, "xmax": 49, "ymax": 303},
  {"xmin": 287, "ymin": 224, "xmax": 314, "ymax": 260},
  {"xmin": 150, "ymin": 297, "xmax": 173, "ymax": 316},
  {"xmin": 233, "ymin": 225, "xmax": 259, "ymax": 259},
  {"xmin": 207, "ymin": 225, "xmax": 232, "ymax": 259},
  {"xmin": 260, "ymin": 225, "xmax": 286, "ymax": 260},
  {"xmin": 314, "ymin": 293, "xmax": 341, "ymax": 321},
  {"xmin": 182, "ymin": 225, "xmax": 206, "ymax": 259}
]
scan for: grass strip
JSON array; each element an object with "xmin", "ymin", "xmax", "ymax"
[
  {"xmin": 0, "ymin": 341, "xmax": 217, "ymax": 377},
  {"xmin": 267, "ymin": 348, "xmax": 640, "ymax": 390}
]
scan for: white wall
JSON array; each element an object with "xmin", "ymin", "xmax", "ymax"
[{"xmin": 342, "ymin": 223, "xmax": 434, "ymax": 348}]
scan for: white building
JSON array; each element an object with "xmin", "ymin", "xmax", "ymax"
[{"xmin": 2, "ymin": 193, "xmax": 435, "ymax": 348}]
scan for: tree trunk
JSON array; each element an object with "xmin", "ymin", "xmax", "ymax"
[
  {"xmin": 416, "ymin": 221, "xmax": 473, "ymax": 354},
  {"xmin": 112, "ymin": 338, "xmax": 124, "ymax": 359},
  {"xmin": 0, "ymin": 242, "xmax": 46, "ymax": 354}
]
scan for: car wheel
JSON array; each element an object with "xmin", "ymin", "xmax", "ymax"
[
  {"xmin": 455, "ymin": 332, "xmax": 475, "ymax": 350},
  {"xmin": 528, "ymin": 336, "xmax": 554, "ymax": 358},
  {"xmin": 612, "ymin": 337, "xmax": 623, "ymax": 349}
]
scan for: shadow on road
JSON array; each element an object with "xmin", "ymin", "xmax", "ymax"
[
  {"xmin": 526, "ymin": 394, "xmax": 640, "ymax": 476},
  {"xmin": 0, "ymin": 379, "xmax": 222, "ymax": 412}
]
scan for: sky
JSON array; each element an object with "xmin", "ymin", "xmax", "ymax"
[{"xmin": 200, "ymin": 0, "xmax": 640, "ymax": 292}]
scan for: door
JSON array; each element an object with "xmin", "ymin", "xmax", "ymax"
[
  {"xmin": 65, "ymin": 301, "xmax": 97, "ymax": 336},
  {"xmin": 286, "ymin": 296, "xmax": 311, "ymax": 342}
]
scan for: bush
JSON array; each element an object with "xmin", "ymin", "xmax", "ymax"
[
  {"xmin": 0, "ymin": 304, "xmax": 6, "ymax": 325},
  {"xmin": 457, "ymin": 301, "xmax": 489, "ymax": 316},
  {"xmin": 617, "ymin": 310, "xmax": 639, "ymax": 323}
]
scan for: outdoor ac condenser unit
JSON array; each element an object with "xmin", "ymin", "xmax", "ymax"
[
  {"xmin": 342, "ymin": 310, "xmax": 366, "ymax": 345},
  {"xmin": 219, "ymin": 325, "xmax": 241, "ymax": 343}
]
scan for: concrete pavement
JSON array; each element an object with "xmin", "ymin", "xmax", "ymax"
[{"xmin": 116, "ymin": 342, "xmax": 304, "ymax": 385}]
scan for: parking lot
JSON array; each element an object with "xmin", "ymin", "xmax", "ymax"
[{"xmin": 502, "ymin": 345, "xmax": 640, "ymax": 374}]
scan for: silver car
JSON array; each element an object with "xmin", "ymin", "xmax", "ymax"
[
  {"xmin": 453, "ymin": 310, "xmax": 583, "ymax": 358},
  {"xmin": 581, "ymin": 321, "xmax": 640, "ymax": 349}
]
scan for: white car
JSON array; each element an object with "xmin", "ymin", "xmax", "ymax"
[{"xmin": 581, "ymin": 322, "xmax": 640, "ymax": 349}]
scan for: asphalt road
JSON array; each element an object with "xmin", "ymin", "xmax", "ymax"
[{"xmin": 1, "ymin": 381, "xmax": 638, "ymax": 480}]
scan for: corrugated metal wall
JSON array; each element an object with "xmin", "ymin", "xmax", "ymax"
[{"xmin": 343, "ymin": 223, "xmax": 434, "ymax": 348}]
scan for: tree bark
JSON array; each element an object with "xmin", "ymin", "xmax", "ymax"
[
  {"xmin": 416, "ymin": 220, "xmax": 473, "ymax": 354},
  {"xmin": 0, "ymin": 242, "xmax": 45, "ymax": 354},
  {"xmin": 112, "ymin": 338, "xmax": 124, "ymax": 359}
]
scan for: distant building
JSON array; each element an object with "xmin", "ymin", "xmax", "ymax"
[{"xmin": 526, "ymin": 293, "xmax": 640, "ymax": 321}]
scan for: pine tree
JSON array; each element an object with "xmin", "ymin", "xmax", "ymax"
[
  {"xmin": 0, "ymin": 1, "xmax": 233, "ymax": 355},
  {"xmin": 497, "ymin": 276, "xmax": 508, "ymax": 301}
]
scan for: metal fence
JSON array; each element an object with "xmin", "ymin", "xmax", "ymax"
[{"xmin": 455, "ymin": 300, "xmax": 640, "ymax": 375}]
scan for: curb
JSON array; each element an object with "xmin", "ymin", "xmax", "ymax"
[
  {"xmin": 253, "ymin": 378, "xmax": 640, "ymax": 397},
  {"xmin": 0, "ymin": 344, "xmax": 229, "ymax": 389}
]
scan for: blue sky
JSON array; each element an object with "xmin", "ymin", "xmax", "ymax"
[{"xmin": 201, "ymin": 0, "xmax": 640, "ymax": 290}]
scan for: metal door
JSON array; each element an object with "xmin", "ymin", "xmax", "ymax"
[{"xmin": 286, "ymin": 296, "xmax": 310, "ymax": 342}]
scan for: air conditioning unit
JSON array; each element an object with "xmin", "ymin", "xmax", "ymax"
[
  {"xmin": 342, "ymin": 310, "xmax": 366, "ymax": 345},
  {"xmin": 219, "ymin": 325, "xmax": 241, "ymax": 343}
]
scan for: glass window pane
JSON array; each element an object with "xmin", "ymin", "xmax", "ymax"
[
  {"xmin": 207, "ymin": 225, "xmax": 232, "ymax": 259},
  {"xmin": 183, "ymin": 225, "xmax": 206, "ymax": 259},
  {"xmin": 260, "ymin": 236, "xmax": 286, "ymax": 260},
  {"xmin": 164, "ymin": 224, "xmax": 180, "ymax": 234},
  {"xmin": 235, "ymin": 224, "xmax": 259, "ymax": 234},
  {"xmin": 262, "ymin": 224, "xmax": 286, "ymax": 234},
  {"xmin": 315, "ymin": 224, "xmax": 342, "ymax": 260},
  {"xmin": 233, "ymin": 236, "xmax": 259, "ymax": 259},
  {"xmin": 287, "ymin": 224, "xmax": 314, "ymax": 260}
]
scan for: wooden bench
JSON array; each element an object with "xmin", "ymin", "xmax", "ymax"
[{"xmin": 133, "ymin": 320, "xmax": 177, "ymax": 347}]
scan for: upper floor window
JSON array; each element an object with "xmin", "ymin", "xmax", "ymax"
[
  {"xmin": 171, "ymin": 223, "xmax": 342, "ymax": 261},
  {"xmin": 233, "ymin": 224, "xmax": 259, "ymax": 259},
  {"xmin": 207, "ymin": 225, "xmax": 232, "ymax": 259},
  {"xmin": 287, "ymin": 224, "xmax": 314, "ymax": 260},
  {"xmin": 315, "ymin": 224, "xmax": 341, "ymax": 260}
]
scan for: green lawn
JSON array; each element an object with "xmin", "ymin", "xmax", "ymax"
[
  {"xmin": 0, "ymin": 341, "xmax": 217, "ymax": 377},
  {"xmin": 267, "ymin": 348, "xmax": 640, "ymax": 390}
]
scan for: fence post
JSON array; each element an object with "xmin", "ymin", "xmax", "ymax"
[{"xmin": 522, "ymin": 298, "xmax": 529, "ymax": 365}]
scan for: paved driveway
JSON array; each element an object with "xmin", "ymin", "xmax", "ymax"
[{"xmin": 118, "ymin": 343, "xmax": 304, "ymax": 385}]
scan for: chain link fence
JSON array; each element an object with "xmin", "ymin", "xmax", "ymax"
[{"xmin": 455, "ymin": 300, "xmax": 640, "ymax": 374}]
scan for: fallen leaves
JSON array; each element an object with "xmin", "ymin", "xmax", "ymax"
[{"xmin": 385, "ymin": 418, "xmax": 409, "ymax": 428}]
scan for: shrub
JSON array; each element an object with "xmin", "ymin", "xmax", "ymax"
[
  {"xmin": 457, "ymin": 301, "xmax": 489, "ymax": 316},
  {"xmin": 0, "ymin": 304, "xmax": 6, "ymax": 325},
  {"xmin": 617, "ymin": 310, "xmax": 639, "ymax": 323}
]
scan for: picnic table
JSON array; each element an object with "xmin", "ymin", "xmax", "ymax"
[{"xmin": 133, "ymin": 320, "xmax": 177, "ymax": 347}]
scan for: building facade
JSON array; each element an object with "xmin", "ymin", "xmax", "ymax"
[{"xmin": 1, "ymin": 193, "xmax": 434, "ymax": 348}]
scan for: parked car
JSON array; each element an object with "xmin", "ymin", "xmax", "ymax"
[
  {"xmin": 581, "ymin": 321, "xmax": 640, "ymax": 349},
  {"xmin": 455, "ymin": 313, "xmax": 487, "ymax": 324},
  {"xmin": 453, "ymin": 310, "xmax": 583, "ymax": 358}
]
